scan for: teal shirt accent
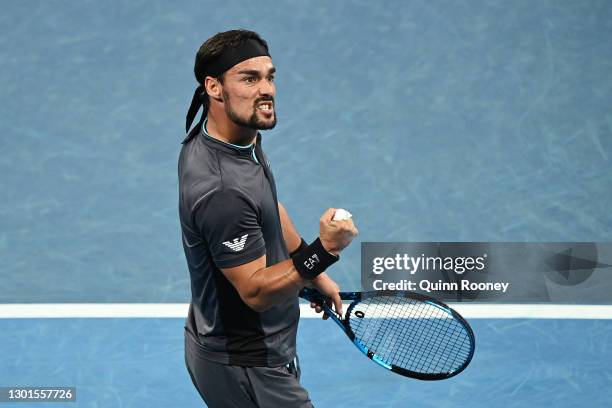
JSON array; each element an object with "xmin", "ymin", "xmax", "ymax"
[{"xmin": 202, "ymin": 117, "xmax": 259, "ymax": 164}]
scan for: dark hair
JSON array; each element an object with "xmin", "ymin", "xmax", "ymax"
[{"xmin": 194, "ymin": 30, "xmax": 269, "ymax": 107}]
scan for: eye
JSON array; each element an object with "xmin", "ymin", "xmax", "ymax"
[
  {"xmin": 268, "ymin": 75, "xmax": 275, "ymax": 83},
  {"xmin": 243, "ymin": 76, "xmax": 257, "ymax": 83}
]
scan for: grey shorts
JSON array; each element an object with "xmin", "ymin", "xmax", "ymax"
[{"xmin": 185, "ymin": 335, "xmax": 314, "ymax": 408}]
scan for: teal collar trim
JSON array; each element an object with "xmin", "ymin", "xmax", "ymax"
[
  {"xmin": 203, "ymin": 117, "xmax": 254, "ymax": 150},
  {"xmin": 201, "ymin": 117, "xmax": 259, "ymax": 164}
]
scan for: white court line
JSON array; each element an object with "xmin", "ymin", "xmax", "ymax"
[{"xmin": 0, "ymin": 303, "xmax": 612, "ymax": 319}]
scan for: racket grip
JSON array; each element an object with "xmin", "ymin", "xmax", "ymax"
[
  {"xmin": 299, "ymin": 288, "xmax": 327, "ymax": 303},
  {"xmin": 299, "ymin": 288, "xmax": 359, "ymax": 302}
]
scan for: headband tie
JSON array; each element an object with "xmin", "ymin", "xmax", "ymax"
[
  {"xmin": 184, "ymin": 39, "xmax": 270, "ymax": 140},
  {"xmin": 185, "ymin": 84, "xmax": 204, "ymax": 135}
]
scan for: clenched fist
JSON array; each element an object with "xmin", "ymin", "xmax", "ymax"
[{"xmin": 319, "ymin": 208, "xmax": 358, "ymax": 255}]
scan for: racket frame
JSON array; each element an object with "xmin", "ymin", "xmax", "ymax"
[{"xmin": 300, "ymin": 288, "xmax": 475, "ymax": 380}]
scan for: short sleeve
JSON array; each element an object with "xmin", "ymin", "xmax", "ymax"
[{"xmin": 193, "ymin": 188, "xmax": 266, "ymax": 268}]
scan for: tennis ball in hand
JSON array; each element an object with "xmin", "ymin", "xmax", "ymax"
[{"xmin": 332, "ymin": 208, "xmax": 352, "ymax": 221}]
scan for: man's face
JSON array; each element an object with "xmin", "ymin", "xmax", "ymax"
[{"xmin": 221, "ymin": 56, "xmax": 276, "ymax": 130}]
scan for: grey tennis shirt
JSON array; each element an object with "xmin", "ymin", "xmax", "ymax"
[{"xmin": 178, "ymin": 122, "xmax": 299, "ymax": 367}]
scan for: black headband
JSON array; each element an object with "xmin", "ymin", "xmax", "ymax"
[{"xmin": 184, "ymin": 39, "xmax": 270, "ymax": 138}]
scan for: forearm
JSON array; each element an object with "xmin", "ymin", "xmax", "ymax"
[
  {"xmin": 244, "ymin": 259, "xmax": 308, "ymax": 312},
  {"xmin": 226, "ymin": 205, "xmax": 345, "ymax": 312},
  {"xmin": 278, "ymin": 202, "xmax": 302, "ymax": 254}
]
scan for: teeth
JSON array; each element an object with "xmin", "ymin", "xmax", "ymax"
[{"xmin": 257, "ymin": 103, "xmax": 272, "ymax": 110}]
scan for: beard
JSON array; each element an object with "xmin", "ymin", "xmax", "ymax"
[{"xmin": 223, "ymin": 90, "xmax": 277, "ymax": 130}]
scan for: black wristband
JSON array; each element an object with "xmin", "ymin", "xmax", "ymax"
[
  {"xmin": 289, "ymin": 238, "xmax": 309, "ymax": 257},
  {"xmin": 291, "ymin": 238, "xmax": 339, "ymax": 280}
]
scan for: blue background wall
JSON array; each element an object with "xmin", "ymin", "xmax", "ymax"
[{"xmin": 1, "ymin": 0, "xmax": 611, "ymax": 301}]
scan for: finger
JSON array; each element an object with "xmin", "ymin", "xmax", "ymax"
[
  {"xmin": 315, "ymin": 306, "xmax": 322, "ymax": 313},
  {"xmin": 320, "ymin": 208, "xmax": 336, "ymax": 223},
  {"xmin": 341, "ymin": 221, "xmax": 357, "ymax": 234},
  {"xmin": 310, "ymin": 302, "xmax": 316, "ymax": 308},
  {"xmin": 331, "ymin": 292, "xmax": 343, "ymax": 317}
]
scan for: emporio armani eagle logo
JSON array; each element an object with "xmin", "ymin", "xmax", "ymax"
[{"xmin": 222, "ymin": 234, "xmax": 249, "ymax": 252}]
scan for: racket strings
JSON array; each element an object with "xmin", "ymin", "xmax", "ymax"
[
  {"xmin": 348, "ymin": 295, "xmax": 472, "ymax": 375},
  {"xmin": 390, "ymin": 300, "xmax": 469, "ymax": 374}
]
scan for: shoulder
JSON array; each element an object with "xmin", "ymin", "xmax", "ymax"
[
  {"xmin": 178, "ymin": 135, "xmax": 223, "ymax": 215},
  {"xmin": 179, "ymin": 133, "xmax": 262, "ymax": 217}
]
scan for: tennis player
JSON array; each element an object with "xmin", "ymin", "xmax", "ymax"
[{"xmin": 178, "ymin": 29, "xmax": 358, "ymax": 407}]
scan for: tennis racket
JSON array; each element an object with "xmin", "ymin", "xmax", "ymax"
[{"xmin": 299, "ymin": 288, "xmax": 475, "ymax": 380}]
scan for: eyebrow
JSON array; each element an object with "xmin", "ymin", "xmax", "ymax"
[{"xmin": 236, "ymin": 67, "xmax": 276, "ymax": 76}]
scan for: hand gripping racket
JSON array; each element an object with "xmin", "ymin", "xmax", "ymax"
[{"xmin": 299, "ymin": 288, "xmax": 475, "ymax": 380}]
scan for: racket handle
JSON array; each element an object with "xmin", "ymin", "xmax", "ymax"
[
  {"xmin": 299, "ymin": 287, "xmax": 348, "ymax": 329},
  {"xmin": 299, "ymin": 288, "xmax": 360, "ymax": 302},
  {"xmin": 298, "ymin": 287, "xmax": 326, "ymax": 303}
]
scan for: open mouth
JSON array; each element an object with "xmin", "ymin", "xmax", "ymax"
[{"xmin": 256, "ymin": 102, "xmax": 274, "ymax": 113}]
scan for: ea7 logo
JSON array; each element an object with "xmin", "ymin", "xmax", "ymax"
[{"xmin": 222, "ymin": 234, "xmax": 248, "ymax": 252}]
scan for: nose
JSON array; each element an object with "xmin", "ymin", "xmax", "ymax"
[{"xmin": 258, "ymin": 79, "xmax": 275, "ymax": 98}]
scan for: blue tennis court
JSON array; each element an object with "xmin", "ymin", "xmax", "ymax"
[
  {"xmin": 1, "ymin": 1, "xmax": 611, "ymax": 407},
  {"xmin": 2, "ymin": 318, "xmax": 611, "ymax": 407}
]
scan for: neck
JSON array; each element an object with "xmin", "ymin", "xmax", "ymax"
[{"xmin": 206, "ymin": 108, "xmax": 257, "ymax": 146}]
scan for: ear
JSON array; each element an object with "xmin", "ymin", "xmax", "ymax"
[{"xmin": 204, "ymin": 76, "xmax": 223, "ymax": 102}]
